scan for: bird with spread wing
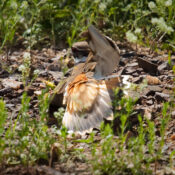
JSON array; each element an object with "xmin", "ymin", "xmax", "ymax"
[{"xmin": 50, "ymin": 25, "xmax": 121, "ymax": 133}]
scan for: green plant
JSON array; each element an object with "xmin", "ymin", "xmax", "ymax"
[
  {"xmin": 0, "ymin": 0, "xmax": 175, "ymax": 50},
  {"xmin": 0, "ymin": 89, "xmax": 56, "ymax": 166},
  {"xmin": 157, "ymin": 102, "xmax": 171, "ymax": 158},
  {"xmin": 0, "ymin": 0, "xmax": 26, "ymax": 51},
  {"xmin": 18, "ymin": 52, "xmax": 31, "ymax": 85},
  {"xmin": 18, "ymin": 52, "xmax": 39, "ymax": 86},
  {"xmin": 60, "ymin": 126, "xmax": 68, "ymax": 153},
  {"xmin": 54, "ymin": 107, "xmax": 65, "ymax": 128},
  {"xmin": 0, "ymin": 100, "xmax": 7, "ymax": 162},
  {"xmin": 90, "ymin": 89, "xmax": 172, "ymax": 175}
]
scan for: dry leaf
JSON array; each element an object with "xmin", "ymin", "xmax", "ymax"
[
  {"xmin": 170, "ymin": 134, "xmax": 175, "ymax": 141},
  {"xmin": 145, "ymin": 75, "xmax": 161, "ymax": 85}
]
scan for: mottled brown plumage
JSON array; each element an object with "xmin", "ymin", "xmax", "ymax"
[
  {"xmin": 62, "ymin": 73, "xmax": 120, "ymax": 132},
  {"xmin": 50, "ymin": 25, "xmax": 121, "ymax": 132}
]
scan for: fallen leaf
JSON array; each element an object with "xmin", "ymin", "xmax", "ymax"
[
  {"xmin": 145, "ymin": 75, "xmax": 161, "ymax": 85},
  {"xmin": 170, "ymin": 134, "xmax": 175, "ymax": 141}
]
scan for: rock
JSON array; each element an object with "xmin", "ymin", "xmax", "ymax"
[
  {"xmin": 146, "ymin": 99, "xmax": 154, "ymax": 105},
  {"xmin": 0, "ymin": 87, "xmax": 12, "ymax": 96},
  {"xmin": 72, "ymin": 41, "xmax": 90, "ymax": 59},
  {"xmin": 158, "ymin": 61, "xmax": 170, "ymax": 73},
  {"xmin": 47, "ymin": 61, "xmax": 62, "ymax": 71},
  {"xmin": 38, "ymin": 70, "xmax": 49, "ymax": 77},
  {"xmin": 119, "ymin": 57, "xmax": 126, "ymax": 66},
  {"xmin": 132, "ymin": 72, "xmax": 139, "ymax": 77},
  {"xmin": 34, "ymin": 90, "xmax": 42, "ymax": 95},
  {"xmin": 142, "ymin": 85, "xmax": 162, "ymax": 96},
  {"xmin": 132, "ymin": 76, "xmax": 143, "ymax": 83},
  {"xmin": 171, "ymin": 111, "xmax": 175, "ymax": 118},
  {"xmin": 144, "ymin": 108, "xmax": 152, "ymax": 120},
  {"xmin": 48, "ymin": 71, "xmax": 64, "ymax": 80},
  {"xmin": 137, "ymin": 68, "xmax": 144, "ymax": 72},
  {"xmin": 72, "ymin": 41, "xmax": 90, "ymax": 51},
  {"xmin": 124, "ymin": 67, "xmax": 137, "ymax": 74},
  {"xmin": 155, "ymin": 92, "xmax": 170, "ymax": 102},
  {"xmin": 137, "ymin": 57, "xmax": 158, "ymax": 74},
  {"xmin": 0, "ymin": 70, "xmax": 9, "ymax": 78},
  {"xmin": 127, "ymin": 62, "xmax": 138, "ymax": 67},
  {"xmin": 2, "ymin": 79, "xmax": 22, "ymax": 89},
  {"xmin": 121, "ymin": 51, "xmax": 136, "ymax": 58},
  {"xmin": 47, "ymin": 48, "xmax": 55, "ymax": 57}
]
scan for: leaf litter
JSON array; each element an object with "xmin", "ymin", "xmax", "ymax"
[{"xmin": 0, "ymin": 40, "xmax": 175, "ymax": 174}]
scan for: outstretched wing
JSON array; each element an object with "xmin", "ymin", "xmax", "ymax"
[
  {"xmin": 88, "ymin": 25, "xmax": 120, "ymax": 78},
  {"xmin": 62, "ymin": 73, "xmax": 114, "ymax": 132}
]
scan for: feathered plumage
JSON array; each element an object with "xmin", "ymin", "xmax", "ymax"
[
  {"xmin": 50, "ymin": 25, "xmax": 121, "ymax": 133},
  {"xmin": 62, "ymin": 73, "xmax": 120, "ymax": 132}
]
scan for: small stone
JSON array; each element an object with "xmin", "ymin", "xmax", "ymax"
[
  {"xmin": 2, "ymin": 79, "xmax": 22, "ymax": 89},
  {"xmin": 0, "ymin": 87, "xmax": 12, "ymax": 96},
  {"xmin": 128, "ymin": 62, "xmax": 138, "ymax": 67},
  {"xmin": 10, "ymin": 56, "xmax": 17, "ymax": 61},
  {"xmin": 132, "ymin": 72, "xmax": 139, "ymax": 77},
  {"xmin": 142, "ymin": 85, "xmax": 162, "ymax": 96},
  {"xmin": 48, "ymin": 71, "xmax": 64, "ymax": 80},
  {"xmin": 0, "ymin": 70, "xmax": 9, "ymax": 78},
  {"xmin": 158, "ymin": 61, "xmax": 170, "ymax": 73},
  {"xmin": 125, "ymin": 67, "xmax": 136, "ymax": 74},
  {"xmin": 34, "ymin": 90, "xmax": 42, "ymax": 95},
  {"xmin": 47, "ymin": 61, "xmax": 61, "ymax": 71},
  {"xmin": 137, "ymin": 57, "xmax": 158, "ymax": 74},
  {"xmin": 146, "ymin": 99, "xmax": 153, "ymax": 105},
  {"xmin": 144, "ymin": 108, "xmax": 152, "ymax": 120},
  {"xmin": 132, "ymin": 76, "xmax": 142, "ymax": 83},
  {"xmin": 137, "ymin": 68, "xmax": 144, "ymax": 72},
  {"xmin": 155, "ymin": 92, "xmax": 169, "ymax": 102},
  {"xmin": 171, "ymin": 111, "xmax": 175, "ymax": 118}
]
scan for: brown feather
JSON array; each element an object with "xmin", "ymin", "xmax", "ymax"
[
  {"xmin": 88, "ymin": 25, "xmax": 120, "ymax": 78},
  {"xmin": 50, "ymin": 25, "xmax": 121, "ymax": 132},
  {"xmin": 62, "ymin": 73, "xmax": 114, "ymax": 132}
]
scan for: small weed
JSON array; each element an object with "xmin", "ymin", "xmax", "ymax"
[
  {"xmin": 0, "ymin": 99, "xmax": 7, "ymax": 162},
  {"xmin": 54, "ymin": 107, "xmax": 65, "ymax": 128},
  {"xmin": 18, "ymin": 52, "xmax": 39, "ymax": 86},
  {"xmin": 0, "ymin": 89, "xmax": 56, "ymax": 166},
  {"xmin": 90, "ymin": 89, "xmax": 172, "ymax": 175}
]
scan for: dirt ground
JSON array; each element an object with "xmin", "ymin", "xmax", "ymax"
[{"xmin": 0, "ymin": 42, "xmax": 175, "ymax": 175}]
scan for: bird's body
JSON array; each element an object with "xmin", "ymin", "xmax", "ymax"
[{"xmin": 51, "ymin": 25, "xmax": 121, "ymax": 133}]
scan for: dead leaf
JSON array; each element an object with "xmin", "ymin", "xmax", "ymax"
[
  {"xmin": 145, "ymin": 75, "xmax": 161, "ymax": 85},
  {"xmin": 170, "ymin": 134, "xmax": 175, "ymax": 141}
]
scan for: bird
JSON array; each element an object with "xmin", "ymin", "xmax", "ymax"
[{"xmin": 50, "ymin": 25, "xmax": 121, "ymax": 133}]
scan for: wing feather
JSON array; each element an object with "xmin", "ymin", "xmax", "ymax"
[{"xmin": 63, "ymin": 74, "xmax": 114, "ymax": 132}]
